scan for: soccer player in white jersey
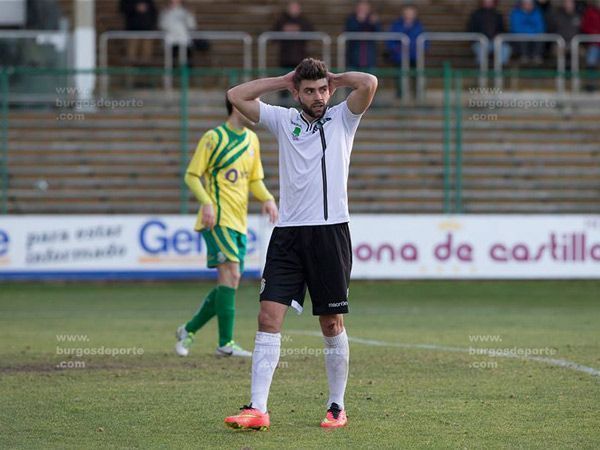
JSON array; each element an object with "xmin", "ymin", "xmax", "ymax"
[{"xmin": 224, "ymin": 58, "xmax": 377, "ymax": 430}]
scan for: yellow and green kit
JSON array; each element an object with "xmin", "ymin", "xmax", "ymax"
[{"xmin": 185, "ymin": 121, "xmax": 274, "ymax": 270}]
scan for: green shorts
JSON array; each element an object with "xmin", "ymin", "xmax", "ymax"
[{"xmin": 201, "ymin": 226, "xmax": 247, "ymax": 273}]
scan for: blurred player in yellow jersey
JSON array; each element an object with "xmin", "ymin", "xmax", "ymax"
[{"xmin": 175, "ymin": 96, "xmax": 278, "ymax": 357}]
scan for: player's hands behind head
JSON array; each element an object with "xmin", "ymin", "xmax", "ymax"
[
  {"xmin": 327, "ymin": 72, "xmax": 339, "ymax": 98},
  {"xmin": 282, "ymin": 71, "xmax": 295, "ymax": 93}
]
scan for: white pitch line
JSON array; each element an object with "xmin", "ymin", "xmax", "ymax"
[{"xmin": 287, "ymin": 330, "xmax": 600, "ymax": 378}]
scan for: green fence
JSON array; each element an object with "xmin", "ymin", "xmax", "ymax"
[
  {"xmin": 0, "ymin": 65, "xmax": 599, "ymax": 215},
  {"xmin": 1, "ymin": 68, "xmax": 8, "ymax": 215}
]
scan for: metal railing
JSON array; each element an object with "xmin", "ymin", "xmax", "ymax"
[
  {"xmin": 0, "ymin": 29, "xmax": 71, "ymax": 57},
  {"xmin": 337, "ymin": 31, "xmax": 410, "ymax": 100},
  {"xmin": 99, "ymin": 30, "xmax": 167, "ymax": 94},
  {"xmin": 1, "ymin": 66, "xmax": 600, "ymax": 215},
  {"xmin": 257, "ymin": 31, "xmax": 332, "ymax": 74},
  {"xmin": 0, "ymin": 69, "xmax": 7, "ymax": 214},
  {"xmin": 571, "ymin": 34, "xmax": 600, "ymax": 93},
  {"xmin": 0, "ymin": 30, "xmax": 72, "ymax": 102},
  {"xmin": 494, "ymin": 33, "xmax": 566, "ymax": 93},
  {"xmin": 99, "ymin": 30, "xmax": 252, "ymax": 94},
  {"xmin": 417, "ymin": 32, "xmax": 489, "ymax": 100}
]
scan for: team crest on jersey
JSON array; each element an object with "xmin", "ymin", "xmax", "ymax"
[
  {"xmin": 217, "ymin": 252, "xmax": 226, "ymax": 263},
  {"xmin": 292, "ymin": 126, "xmax": 301, "ymax": 140}
]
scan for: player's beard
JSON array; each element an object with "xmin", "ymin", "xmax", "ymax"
[{"xmin": 298, "ymin": 97, "xmax": 326, "ymax": 120}]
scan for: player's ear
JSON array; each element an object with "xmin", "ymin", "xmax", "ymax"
[{"xmin": 292, "ymin": 88, "xmax": 299, "ymax": 101}]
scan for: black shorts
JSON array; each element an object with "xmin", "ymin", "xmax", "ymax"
[{"xmin": 259, "ymin": 222, "xmax": 352, "ymax": 316}]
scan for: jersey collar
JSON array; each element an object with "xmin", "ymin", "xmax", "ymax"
[
  {"xmin": 298, "ymin": 106, "xmax": 329, "ymax": 133},
  {"xmin": 224, "ymin": 121, "xmax": 247, "ymax": 136}
]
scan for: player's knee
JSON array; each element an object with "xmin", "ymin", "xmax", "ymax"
[
  {"xmin": 319, "ymin": 316, "xmax": 344, "ymax": 337},
  {"xmin": 229, "ymin": 268, "xmax": 241, "ymax": 288},
  {"xmin": 257, "ymin": 309, "xmax": 280, "ymax": 333},
  {"xmin": 219, "ymin": 263, "xmax": 240, "ymax": 288}
]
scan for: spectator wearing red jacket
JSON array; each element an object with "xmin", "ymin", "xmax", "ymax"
[{"xmin": 581, "ymin": 0, "xmax": 600, "ymax": 68}]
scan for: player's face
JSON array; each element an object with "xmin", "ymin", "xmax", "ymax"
[{"xmin": 295, "ymin": 78, "xmax": 330, "ymax": 119}]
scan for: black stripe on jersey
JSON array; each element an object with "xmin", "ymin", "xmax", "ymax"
[
  {"xmin": 299, "ymin": 114, "xmax": 311, "ymax": 132},
  {"xmin": 315, "ymin": 119, "xmax": 328, "ymax": 221}
]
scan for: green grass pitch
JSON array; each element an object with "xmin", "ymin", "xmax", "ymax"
[{"xmin": 1, "ymin": 281, "xmax": 599, "ymax": 449}]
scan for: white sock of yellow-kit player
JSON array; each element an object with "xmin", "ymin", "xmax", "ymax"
[
  {"xmin": 250, "ymin": 331, "xmax": 281, "ymax": 413},
  {"xmin": 323, "ymin": 328, "xmax": 349, "ymax": 410}
]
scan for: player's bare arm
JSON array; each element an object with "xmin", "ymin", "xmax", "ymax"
[
  {"xmin": 227, "ymin": 72, "xmax": 295, "ymax": 123},
  {"xmin": 328, "ymin": 71, "xmax": 378, "ymax": 115}
]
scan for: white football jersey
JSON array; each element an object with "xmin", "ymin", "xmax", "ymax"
[{"xmin": 259, "ymin": 100, "xmax": 363, "ymax": 227}]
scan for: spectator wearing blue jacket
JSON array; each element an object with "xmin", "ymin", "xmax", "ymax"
[
  {"xmin": 510, "ymin": 0, "xmax": 546, "ymax": 65},
  {"xmin": 345, "ymin": 1, "xmax": 382, "ymax": 69},
  {"xmin": 386, "ymin": 5, "xmax": 425, "ymax": 67}
]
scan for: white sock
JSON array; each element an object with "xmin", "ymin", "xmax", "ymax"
[
  {"xmin": 250, "ymin": 331, "xmax": 281, "ymax": 413},
  {"xmin": 323, "ymin": 328, "xmax": 349, "ymax": 410}
]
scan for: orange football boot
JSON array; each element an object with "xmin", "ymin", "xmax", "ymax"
[
  {"xmin": 224, "ymin": 405, "xmax": 270, "ymax": 431},
  {"xmin": 320, "ymin": 403, "xmax": 347, "ymax": 428}
]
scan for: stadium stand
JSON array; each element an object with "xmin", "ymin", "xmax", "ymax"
[
  {"xmin": 59, "ymin": 0, "xmax": 487, "ymax": 69},
  {"xmin": 4, "ymin": 0, "xmax": 599, "ymax": 215},
  {"xmin": 6, "ymin": 88, "xmax": 600, "ymax": 214}
]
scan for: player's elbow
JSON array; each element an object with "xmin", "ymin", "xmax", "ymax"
[
  {"xmin": 227, "ymin": 88, "xmax": 240, "ymax": 109},
  {"xmin": 227, "ymin": 85, "xmax": 252, "ymax": 106},
  {"xmin": 183, "ymin": 172, "xmax": 196, "ymax": 189},
  {"xmin": 354, "ymin": 74, "xmax": 378, "ymax": 106},
  {"xmin": 363, "ymin": 74, "xmax": 378, "ymax": 95}
]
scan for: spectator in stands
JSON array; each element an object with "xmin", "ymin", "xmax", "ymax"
[
  {"xmin": 510, "ymin": 0, "xmax": 546, "ymax": 65},
  {"xmin": 27, "ymin": 0, "xmax": 64, "ymax": 30},
  {"xmin": 576, "ymin": 1, "xmax": 590, "ymax": 15},
  {"xmin": 119, "ymin": 0, "xmax": 157, "ymax": 65},
  {"xmin": 535, "ymin": 0, "xmax": 553, "ymax": 15},
  {"xmin": 386, "ymin": 5, "xmax": 425, "ymax": 68},
  {"xmin": 159, "ymin": 0, "xmax": 196, "ymax": 66},
  {"xmin": 537, "ymin": 0, "xmax": 589, "ymax": 17},
  {"xmin": 535, "ymin": 1, "xmax": 586, "ymax": 58},
  {"xmin": 273, "ymin": 1, "xmax": 314, "ymax": 70},
  {"xmin": 547, "ymin": 0, "xmax": 582, "ymax": 45},
  {"xmin": 467, "ymin": 0, "xmax": 511, "ymax": 66},
  {"xmin": 344, "ymin": 0, "xmax": 382, "ymax": 69},
  {"xmin": 581, "ymin": 0, "xmax": 600, "ymax": 69}
]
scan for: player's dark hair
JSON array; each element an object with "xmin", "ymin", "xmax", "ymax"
[
  {"xmin": 225, "ymin": 94, "xmax": 233, "ymax": 116},
  {"xmin": 293, "ymin": 58, "xmax": 328, "ymax": 88}
]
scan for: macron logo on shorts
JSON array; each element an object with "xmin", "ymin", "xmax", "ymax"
[
  {"xmin": 328, "ymin": 301, "xmax": 349, "ymax": 308},
  {"xmin": 260, "ymin": 278, "xmax": 266, "ymax": 294}
]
